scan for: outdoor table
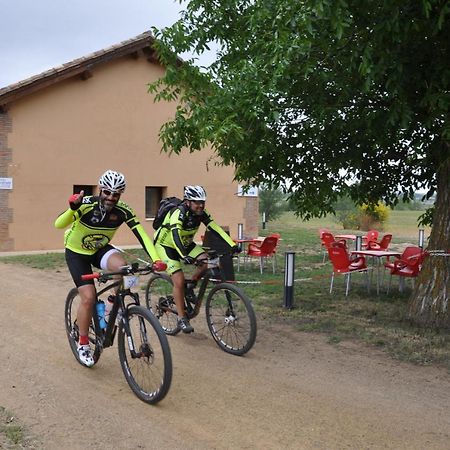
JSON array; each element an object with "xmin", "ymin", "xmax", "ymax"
[{"xmin": 351, "ymin": 250, "xmax": 401, "ymax": 294}]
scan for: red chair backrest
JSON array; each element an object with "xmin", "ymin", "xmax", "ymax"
[
  {"xmin": 366, "ymin": 229, "xmax": 379, "ymax": 241},
  {"xmin": 401, "ymin": 246, "xmax": 421, "ymax": 262},
  {"xmin": 367, "ymin": 233, "xmax": 392, "ymax": 250},
  {"xmin": 402, "ymin": 246, "xmax": 424, "ymax": 271},
  {"xmin": 379, "ymin": 234, "xmax": 392, "ymax": 249},
  {"xmin": 248, "ymin": 236, "xmax": 279, "ymax": 256},
  {"xmin": 319, "ymin": 228, "xmax": 329, "ymax": 238},
  {"xmin": 258, "ymin": 236, "xmax": 279, "ymax": 255},
  {"xmin": 321, "ymin": 232, "xmax": 336, "ymax": 247},
  {"xmin": 330, "ymin": 240, "xmax": 347, "ymax": 250},
  {"xmin": 327, "ymin": 246, "xmax": 351, "ymax": 272}
]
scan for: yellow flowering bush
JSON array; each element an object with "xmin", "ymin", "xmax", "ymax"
[{"xmin": 358, "ymin": 203, "xmax": 390, "ymax": 230}]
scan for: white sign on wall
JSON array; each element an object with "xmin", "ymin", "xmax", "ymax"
[
  {"xmin": 0, "ymin": 178, "xmax": 13, "ymax": 190},
  {"xmin": 237, "ymin": 185, "xmax": 258, "ymax": 197}
]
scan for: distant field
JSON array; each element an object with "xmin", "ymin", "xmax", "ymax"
[{"xmin": 267, "ymin": 210, "xmax": 431, "ymax": 246}]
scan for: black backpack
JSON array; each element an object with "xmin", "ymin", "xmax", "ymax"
[{"xmin": 152, "ymin": 196, "xmax": 183, "ymax": 230}]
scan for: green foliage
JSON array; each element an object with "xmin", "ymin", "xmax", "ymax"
[
  {"xmin": 333, "ymin": 195, "xmax": 359, "ymax": 229},
  {"xmin": 332, "ymin": 196, "xmax": 390, "ymax": 230},
  {"xmin": 149, "ymin": 0, "xmax": 450, "ymax": 225},
  {"xmin": 258, "ymin": 186, "xmax": 287, "ymax": 221}
]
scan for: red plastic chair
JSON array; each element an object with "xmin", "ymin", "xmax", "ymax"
[
  {"xmin": 362, "ymin": 229, "xmax": 379, "ymax": 248},
  {"xmin": 327, "ymin": 246, "xmax": 368, "ymax": 296},
  {"xmin": 366, "ymin": 233, "xmax": 392, "ymax": 250},
  {"xmin": 366, "ymin": 229, "xmax": 379, "ymax": 241},
  {"xmin": 246, "ymin": 235, "xmax": 279, "ymax": 274},
  {"xmin": 267, "ymin": 232, "xmax": 281, "ymax": 259},
  {"xmin": 320, "ymin": 232, "xmax": 347, "ymax": 262},
  {"xmin": 384, "ymin": 246, "xmax": 425, "ymax": 293}
]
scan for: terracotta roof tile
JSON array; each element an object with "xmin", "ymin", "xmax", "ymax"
[{"xmin": 0, "ymin": 31, "xmax": 158, "ymax": 106}]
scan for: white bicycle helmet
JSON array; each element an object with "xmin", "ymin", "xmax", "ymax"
[
  {"xmin": 184, "ymin": 185, "xmax": 207, "ymax": 201},
  {"xmin": 98, "ymin": 170, "xmax": 126, "ymax": 193}
]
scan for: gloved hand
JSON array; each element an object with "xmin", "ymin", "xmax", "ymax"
[
  {"xmin": 231, "ymin": 245, "xmax": 242, "ymax": 254},
  {"xmin": 183, "ymin": 255, "xmax": 196, "ymax": 265},
  {"xmin": 68, "ymin": 191, "xmax": 84, "ymax": 210},
  {"xmin": 152, "ymin": 260, "xmax": 167, "ymax": 272}
]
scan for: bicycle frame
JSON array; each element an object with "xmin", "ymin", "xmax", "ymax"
[
  {"xmin": 93, "ymin": 276, "xmax": 144, "ymax": 349},
  {"xmin": 184, "ymin": 255, "xmax": 230, "ymax": 319}
]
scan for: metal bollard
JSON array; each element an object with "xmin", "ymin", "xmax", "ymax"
[
  {"xmin": 418, "ymin": 229, "xmax": 425, "ymax": 249},
  {"xmin": 262, "ymin": 212, "xmax": 266, "ymax": 230},
  {"xmin": 283, "ymin": 252, "xmax": 295, "ymax": 309},
  {"xmin": 355, "ymin": 235, "xmax": 362, "ymax": 251},
  {"xmin": 237, "ymin": 223, "xmax": 244, "ymax": 251}
]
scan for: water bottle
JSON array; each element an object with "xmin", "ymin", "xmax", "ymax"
[{"xmin": 96, "ymin": 300, "xmax": 107, "ymax": 329}]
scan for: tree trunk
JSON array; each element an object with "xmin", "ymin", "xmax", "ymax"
[{"xmin": 407, "ymin": 156, "xmax": 450, "ymax": 329}]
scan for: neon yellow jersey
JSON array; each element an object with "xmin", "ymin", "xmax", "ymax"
[
  {"xmin": 55, "ymin": 195, "xmax": 159, "ymax": 261},
  {"xmin": 154, "ymin": 205, "xmax": 235, "ymax": 257}
]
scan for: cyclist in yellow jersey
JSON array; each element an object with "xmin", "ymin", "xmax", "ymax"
[
  {"xmin": 154, "ymin": 185, "xmax": 240, "ymax": 333},
  {"xmin": 55, "ymin": 170, "xmax": 166, "ymax": 366}
]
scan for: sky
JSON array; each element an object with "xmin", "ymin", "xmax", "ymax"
[{"xmin": 0, "ymin": 0, "xmax": 206, "ymax": 89}]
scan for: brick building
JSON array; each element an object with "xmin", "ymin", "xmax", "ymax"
[{"xmin": 0, "ymin": 32, "xmax": 258, "ymax": 252}]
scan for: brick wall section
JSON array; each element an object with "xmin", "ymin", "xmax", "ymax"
[
  {"xmin": 243, "ymin": 196, "xmax": 259, "ymax": 238},
  {"xmin": 0, "ymin": 112, "xmax": 14, "ymax": 251}
]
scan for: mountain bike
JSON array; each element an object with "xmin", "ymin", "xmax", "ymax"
[
  {"xmin": 145, "ymin": 250, "xmax": 257, "ymax": 356},
  {"xmin": 65, "ymin": 263, "xmax": 172, "ymax": 405}
]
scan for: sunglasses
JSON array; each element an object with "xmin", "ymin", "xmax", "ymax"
[
  {"xmin": 102, "ymin": 189, "xmax": 121, "ymax": 198},
  {"xmin": 190, "ymin": 200, "xmax": 205, "ymax": 205}
]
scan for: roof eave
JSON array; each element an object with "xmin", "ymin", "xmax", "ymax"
[{"xmin": 0, "ymin": 31, "xmax": 165, "ymax": 109}]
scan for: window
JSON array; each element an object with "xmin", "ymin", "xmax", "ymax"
[
  {"xmin": 145, "ymin": 186, "xmax": 164, "ymax": 219},
  {"xmin": 73, "ymin": 185, "xmax": 94, "ymax": 196}
]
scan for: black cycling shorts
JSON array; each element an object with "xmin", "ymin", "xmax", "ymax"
[{"xmin": 65, "ymin": 245, "xmax": 116, "ymax": 287}]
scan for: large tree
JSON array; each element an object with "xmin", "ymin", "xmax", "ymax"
[{"xmin": 149, "ymin": 0, "xmax": 450, "ymax": 328}]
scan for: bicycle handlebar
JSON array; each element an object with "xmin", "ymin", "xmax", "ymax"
[
  {"xmin": 188, "ymin": 248, "xmax": 239, "ymax": 268},
  {"xmin": 81, "ymin": 263, "xmax": 159, "ymax": 282},
  {"xmin": 81, "ymin": 272, "xmax": 101, "ymax": 281}
]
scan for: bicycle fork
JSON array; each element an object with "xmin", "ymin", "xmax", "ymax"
[
  {"xmin": 121, "ymin": 293, "xmax": 152, "ymax": 359},
  {"xmin": 224, "ymin": 290, "xmax": 237, "ymax": 325}
]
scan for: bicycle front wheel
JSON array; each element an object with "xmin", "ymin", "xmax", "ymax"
[
  {"xmin": 118, "ymin": 305, "xmax": 172, "ymax": 404},
  {"xmin": 64, "ymin": 287, "xmax": 101, "ymax": 366},
  {"xmin": 145, "ymin": 273, "xmax": 180, "ymax": 335},
  {"xmin": 205, "ymin": 282, "xmax": 257, "ymax": 356}
]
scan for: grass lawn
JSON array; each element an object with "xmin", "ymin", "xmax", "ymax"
[{"xmin": 1, "ymin": 210, "xmax": 448, "ymax": 370}]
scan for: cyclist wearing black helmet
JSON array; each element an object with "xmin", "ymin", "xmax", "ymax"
[
  {"xmin": 154, "ymin": 185, "xmax": 239, "ymax": 333},
  {"xmin": 55, "ymin": 170, "xmax": 166, "ymax": 366}
]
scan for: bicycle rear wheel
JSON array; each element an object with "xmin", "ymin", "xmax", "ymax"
[
  {"xmin": 64, "ymin": 287, "xmax": 101, "ymax": 366},
  {"xmin": 118, "ymin": 305, "xmax": 172, "ymax": 404},
  {"xmin": 205, "ymin": 282, "xmax": 257, "ymax": 356},
  {"xmin": 145, "ymin": 273, "xmax": 180, "ymax": 335}
]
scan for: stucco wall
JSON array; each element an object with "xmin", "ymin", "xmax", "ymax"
[{"xmin": 1, "ymin": 56, "xmax": 257, "ymax": 251}]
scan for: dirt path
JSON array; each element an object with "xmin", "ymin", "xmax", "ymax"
[{"xmin": 1, "ymin": 261, "xmax": 449, "ymax": 449}]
